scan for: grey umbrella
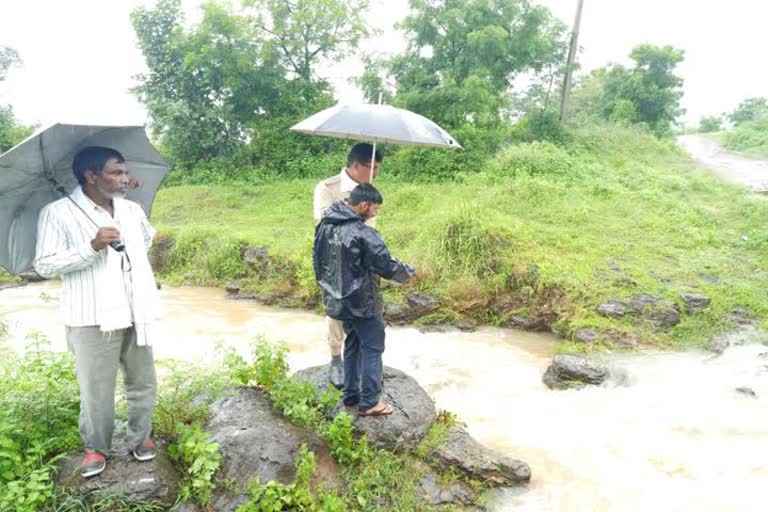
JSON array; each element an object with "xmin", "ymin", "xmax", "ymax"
[
  {"xmin": 290, "ymin": 103, "xmax": 462, "ymax": 180},
  {"xmin": 0, "ymin": 124, "xmax": 170, "ymax": 274},
  {"xmin": 290, "ymin": 103, "xmax": 462, "ymax": 149}
]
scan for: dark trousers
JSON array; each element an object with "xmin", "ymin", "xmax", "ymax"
[{"xmin": 342, "ymin": 314, "xmax": 386, "ymax": 410}]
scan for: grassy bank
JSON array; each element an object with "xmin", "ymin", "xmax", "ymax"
[
  {"xmin": 152, "ymin": 123, "xmax": 768, "ymax": 349},
  {"xmin": 711, "ymin": 118, "xmax": 768, "ymax": 158}
]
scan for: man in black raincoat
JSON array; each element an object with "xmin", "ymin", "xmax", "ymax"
[{"xmin": 313, "ymin": 183, "xmax": 415, "ymax": 416}]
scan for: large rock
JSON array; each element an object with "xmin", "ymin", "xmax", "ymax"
[
  {"xmin": 508, "ymin": 314, "xmax": 550, "ymax": 332},
  {"xmin": 597, "ymin": 295, "xmax": 680, "ymax": 327},
  {"xmin": 148, "ymin": 234, "xmax": 174, "ymax": 273},
  {"xmin": 644, "ymin": 305, "xmax": 681, "ymax": 327},
  {"xmin": 418, "ymin": 466, "xmax": 478, "ymax": 506},
  {"xmin": 405, "ymin": 293, "xmax": 440, "ymax": 316},
  {"xmin": 383, "ymin": 302, "xmax": 415, "ymax": 325},
  {"xmin": 627, "ymin": 294, "xmax": 663, "ymax": 312},
  {"xmin": 542, "ymin": 354, "xmax": 607, "ymax": 390},
  {"xmin": 296, "ymin": 365, "xmax": 437, "ymax": 451},
  {"xmin": 597, "ymin": 300, "xmax": 627, "ymax": 318},
  {"xmin": 574, "ymin": 328, "xmax": 600, "ymax": 344},
  {"xmin": 707, "ymin": 334, "xmax": 730, "ymax": 354},
  {"xmin": 383, "ymin": 294, "xmax": 440, "ymax": 325},
  {"xmin": 205, "ymin": 387, "xmax": 342, "ymax": 494},
  {"xmin": 431, "ymin": 426, "xmax": 530, "ymax": 485},
  {"xmin": 680, "ymin": 293, "xmax": 711, "ymax": 315},
  {"xmin": 55, "ymin": 437, "xmax": 179, "ymax": 507},
  {"xmin": 243, "ymin": 246, "xmax": 270, "ymax": 273}
]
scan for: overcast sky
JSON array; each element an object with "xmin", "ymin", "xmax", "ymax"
[{"xmin": 1, "ymin": 0, "xmax": 766, "ymax": 128}]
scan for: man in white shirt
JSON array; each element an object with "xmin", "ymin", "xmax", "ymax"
[
  {"xmin": 34, "ymin": 146, "xmax": 160, "ymax": 478},
  {"xmin": 313, "ymin": 143, "xmax": 382, "ymax": 388}
]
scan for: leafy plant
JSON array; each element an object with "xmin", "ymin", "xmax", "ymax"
[
  {"xmin": 167, "ymin": 422, "xmax": 222, "ymax": 505},
  {"xmin": 152, "ymin": 359, "xmax": 227, "ymax": 439}
]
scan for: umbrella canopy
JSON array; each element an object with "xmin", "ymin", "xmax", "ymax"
[
  {"xmin": 290, "ymin": 103, "xmax": 462, "ymax": 149},
  {"xmin": 0, "ymin": 124, "xmax": 170, "ymax": 274}
]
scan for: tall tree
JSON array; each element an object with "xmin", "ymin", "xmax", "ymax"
[
  {"xmin": 729, "ymin": 97, "xmax": 768, "ymax": 126},
  {"xmin": 132, "ymin": 0, "xmax": 368, "ymax": 167},
  {"xmin": 245, "ymin": 0, "xmax": 369, "ymax": 84},
  {"xmin": 365, "ymin": 0, "xmax": 567, "ymax": 128},
  {"xmin": 571, "ymin": 44, "xmax": 685, "ymax": 137},
  {"xmin": 0, "ymin": 47, "xmax": 35, "ymax": 152}
]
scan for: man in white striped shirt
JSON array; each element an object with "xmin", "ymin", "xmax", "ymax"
[{"xmin": 34, "ymin": 146, "xmax": 159, "ymax": 478}]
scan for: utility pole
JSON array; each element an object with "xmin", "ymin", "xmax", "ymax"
[{"xmin": 560, "ymin": 0, "xmax": 585, "ymax": 123}]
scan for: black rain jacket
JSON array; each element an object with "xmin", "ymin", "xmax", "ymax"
[{"xmin": 313, "ymin": 201, "xmax": 414, "ymax": 320}]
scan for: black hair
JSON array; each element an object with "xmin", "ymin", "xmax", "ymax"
[
  {"xmin": 72, "ymin": 146, "xmax": 125, "ymax": 185},
  {"xmin": 349, "ymin": 183, "xmax": 383, "ymax": 206},
  {"xmin": 347, "ymin": 143, "xmax": 383, "ymax": 167}
]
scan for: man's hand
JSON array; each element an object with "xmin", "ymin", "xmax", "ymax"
[{"xmin": 91, "ymin": 227, "xmax": 122, "ymax": 252}]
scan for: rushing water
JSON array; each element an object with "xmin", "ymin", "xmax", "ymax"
[{"xmin": 2, "ymin": 283, "xmax": 767, "ymax": 511}]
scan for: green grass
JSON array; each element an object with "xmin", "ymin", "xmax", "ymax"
[
  {"xmin": 0, "ymin": 269, "xmax": 22, "ymax": 286},
  {"xmin": 151, "ymin": 123, "xmax": 768, "ymax": 349},
  {"xmin": 718, "ymin": 117, "xmax": 768, "ymax": 158}
]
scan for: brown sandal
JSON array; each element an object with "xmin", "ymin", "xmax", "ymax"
[{"xmin": 358, "ymin": 401, "xmax": 394, "ymax": 417}]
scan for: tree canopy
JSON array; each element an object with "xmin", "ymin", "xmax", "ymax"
[
  {"xmin": 0, "ymin": 47, "xmax": 36, "ymax": 153},
  {"xmin": 131, "ymin": 0, "xmax": 368, "ymax": 167},
  {"xmin": 364, "ymin": 0, "xmax": 567, "ymax": 129},
  {"xmin": 571, "ymin": 44, "xmax": 685, "ymax": 137}
]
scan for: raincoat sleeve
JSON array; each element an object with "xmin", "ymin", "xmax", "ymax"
[
  {"xmin": 33, "ymin": 204, "xmax": 101, "ymax": 278},
  {"xmin": 360, "ymin": 227, "xmax": 415, "ymax": 284}
]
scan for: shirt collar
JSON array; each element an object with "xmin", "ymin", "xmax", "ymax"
[
  {"xmin": 339, "ymin": 167, "xmax": 359, "ymax": 193},
  {"xmin": 71, "ymin": 185, "xmax": 120, "ymax": 217}
]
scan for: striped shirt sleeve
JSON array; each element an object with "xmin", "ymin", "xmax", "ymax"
[{"xmin": 33, "ymin": 204, "xmax": 101, "ymax": 278}]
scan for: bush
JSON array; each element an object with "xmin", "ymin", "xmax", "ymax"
[
  {"xmin": 489, "ymin": 140, "xmax": 577, "ymax": 178},
  {"xmin": 0, "ymin": 333, "xmax": 79, "ymax": 511},
  {"xmin": 722, "ymin": 116, "xmax": 768, "ymax": 157},
  {"xmin": 510, "ymin": 110, "xmax": 571, "ymax": 144}
]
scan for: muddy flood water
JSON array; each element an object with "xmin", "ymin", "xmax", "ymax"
[{"xmin": 2, "ymin": 282, "xmax": 767, "ymax": 511}]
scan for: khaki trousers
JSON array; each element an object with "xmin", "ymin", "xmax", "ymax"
[{"xmin": 326, "ymin": 316, "xmax": 346, "ymax": 352}]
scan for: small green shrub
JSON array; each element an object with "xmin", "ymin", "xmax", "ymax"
[
  {"xmin": 152, "ymin": 360, "xmax": 227, "ymax": 439},
  {"xmin": 167, "ymin": 422, "xmax": 222, "ymax": 506}
]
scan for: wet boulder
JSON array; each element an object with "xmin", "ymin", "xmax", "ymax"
[
  {"xmin": 543, "ymin": 354, "xmax": 608, "ymax": 390},
  {"xmin": 383, "ymin": 302, "xmax": 415, "ymax": 325},
  {"xmin": 627, "ymin": 294, "xmax": 663, "ymax": 312},
  {"xmin": 597, "ymin": 300, "xmax": 628, "ymax": 318},
  {"xmin": 508, "ymin": 314, "xmax": 550, "ymax": 332},
  {"xmin": 296, "ymin": 365, "xmax": 437, "ymax": 451},
  {"xmin": 418, "ymin": 465, "xmax": 478, "ymax": 506},
  {"xmin": 707, "ymin": 334, "xmax": 730, "ymax": 354},
  {"xmin": 205, "ymin": 387, "xmax": 342, "ymax": 496},
  {"xmin": 243, "ymin": 246, "xmax": 270, "ymax": 273},
  {"xmin": 148, "ymin": 234, "xmax": 174, "ymax": 273},
  {"xmin": 707, "ymin": 324, "xmax": 768, "ymax": 354},
  {"xmin": 644, "ymin": 305, "xmax": 681, "ymax": 327},
  {"xmin": 430, "ymin": 426, "xmax": 531, "ymax": 485},
  {"xmin": 55, "ymin": 437, "xmax": 180, "ymax": 507},
  {"xmin": 680, "ymin": 293, "xmax": 711, "ymax": 315},
  {"xmin": 405, "ymin": 293, "xmax": 440, "ymax": 316},
  {"xmin": 574, "ymin": 328, "xmax": 600, "ymax": 344},
  {"xmin": 224, "ymin": 280, "xmax": 242, "ymax": 294}
]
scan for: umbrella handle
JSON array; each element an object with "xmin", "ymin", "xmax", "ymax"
[{"xmin": 370, "ymin": 92, "xmax": 383, "ymax": 182}]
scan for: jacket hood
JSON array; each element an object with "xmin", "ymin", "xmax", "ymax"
[{"xmin": 322, "ymin": 201, "xmax": 362, "ymax": 225}]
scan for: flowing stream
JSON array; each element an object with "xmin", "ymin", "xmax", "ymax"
[{"xmin": 2, "ymin": 283, "xmax": 767, "ymax": 511}]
